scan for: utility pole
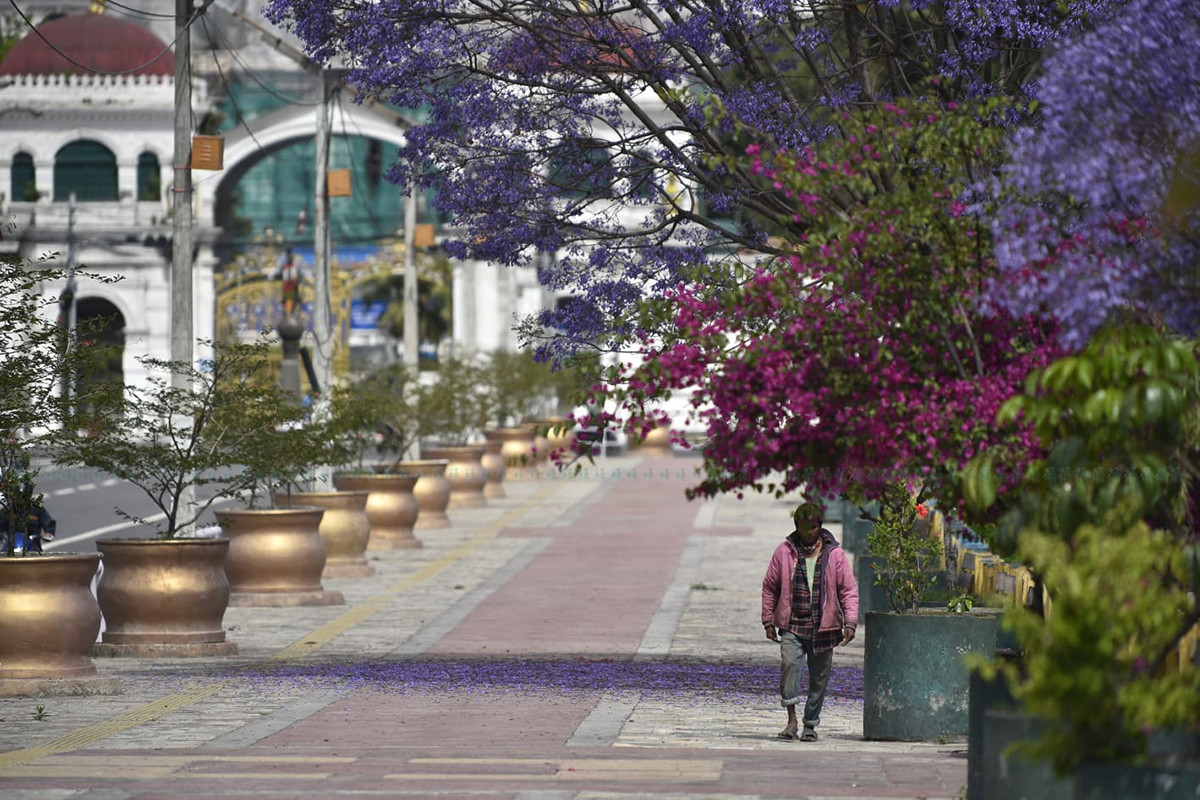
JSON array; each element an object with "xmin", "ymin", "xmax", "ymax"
[
  {"xmin": 312, "ymin": 72, "xmax": 334, "ymax": 401},
  {"xmin": 172, "ymin": 0, "xmax": 194, "ymax": 379},
  {"xmin": 172, "ymin": 0, "xmax": 195, "ymax": 529},
  {"xmin": 403, "ymin": 184, "xmax": 418, "ymax": 369},
  {"xmin": 59, "ymin": 193, "xmax": 77, "ymax": 408}
]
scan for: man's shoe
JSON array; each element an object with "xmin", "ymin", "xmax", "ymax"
[{"xmin": 799, "ymin": 726, "xmax": 818, "ymax": 742}]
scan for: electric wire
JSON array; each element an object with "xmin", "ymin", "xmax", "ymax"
[
  {"xmin": 6, "ymin": 0, "xmax": 216, "ymax": 76},
  {"xmin": 335, "ymin": 89, "xmax": 390, "ymax": 232},
  {"xmin": 200, "ymin": 14, "xmax": 321, "ymax": 107},
  {"xmin": 201, "ymin": 15, "xmax": 269, "ymax": 159}
]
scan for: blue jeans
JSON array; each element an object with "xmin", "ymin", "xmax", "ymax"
[{"xmin": 779, "ymin": 630, "xmax": 834, "ymax": 727}]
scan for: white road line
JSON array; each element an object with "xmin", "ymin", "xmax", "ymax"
[
  {"xmin": 44, "ymin": 495, "xmax": 241, "ymax": 550},
  {"xmin": 44, "ymin": 514, "xmax": 169, "ymax": 549},
  {"xmin": 51, "ymin": 478, "xmax": 121, "ymax": 496}
]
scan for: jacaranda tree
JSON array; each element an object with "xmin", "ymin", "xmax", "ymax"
[
  {"xmin": 264, "ymin": 0, "xmax": 1127, "ymax": 356},
  {"xmin": 988, "ymin": 0, "xmax": 1199, "ymax": 348}
]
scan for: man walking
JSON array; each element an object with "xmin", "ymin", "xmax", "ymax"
[{"xmin": 761, "ymin": 501, "xmax": 859, "ymax": 741}]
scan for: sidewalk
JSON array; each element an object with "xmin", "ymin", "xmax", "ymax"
[{"xmin": 0, "ymin": 452, "xmax": 968, "ymax": 799}]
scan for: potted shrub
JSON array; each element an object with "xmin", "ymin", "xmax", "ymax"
[
  {"xmin": 966, "ymin": 325, "xmax": 1200, "ymax": 796},
  {"xmin": 0, "ymin": 252, "xmax": 118, "ymax": 693},
  {"xmin": 480, "ymin": 350, "xmax": 547, "ymax": 480},
  {"xmin": 59, "ymin": 338, "xmax": 333, "ymax": 653},
  {"xmin": 862, "ymin": 483, "xmax": 999, "ymax": 742},
  {"xmin": 329, "ymin": 364, "xmax": 431, "ymax": 546},
  {"xmin": 213, "ymin": 354, "xmax": 346, "ymax": 607},
  {"xmin": 420, "ymin": 357, "xmax": 490, "ymax": 508}
]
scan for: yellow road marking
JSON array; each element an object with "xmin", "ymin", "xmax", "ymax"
[
  {"xmin": 204, "ymin": 755, "xmax": 357, "ymax": 763},
  {"xmin": 0, "ymin": 764, "xmax": 183, "ymax": 779},
  {"xmin": 178, "ymin": 772, "xmax": 333, "ymax": 780},
  {"xmin": 0, "ymin": 482, "xmax": 563, "ymax": 773},
  {"xmin": 394, "ymin": 757, "xmax": 724, "ymax": 782}
]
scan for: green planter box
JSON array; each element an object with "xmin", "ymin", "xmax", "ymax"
[
  {"xmin": 980, "ymin": 709, "xmax": 1074, "ymax": 800},
  {"xmin": 1072, "ymin": 762, "xmax": 1199, "ymax": 800},
  {"xmin": 969, "ymin": 666, "xmax": 1016, "ymax": 800},
  {"xmin": 863, "ymin": 610, "xmax": 998, "ymax": 741}
]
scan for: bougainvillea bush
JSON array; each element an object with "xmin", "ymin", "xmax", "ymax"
[{"xmin": 606, "ymin": 94, "xmax": 1060, "ymax": 504}]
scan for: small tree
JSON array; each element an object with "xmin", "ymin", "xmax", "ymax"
[
  {"xmin": 485, "ymin": 349, "xmax": 550, "ymax": 427},
  {"xmin": 58, "ymin": 339, "xmax": 315, "ymax": 537},
  {"xmin": 1, "ymin": 250, "xmax": 113, "ymax": 555},
  {"xmin": 328, "ymin": 363, "xmax": 424, "ymax": 472},
  {"xmin": 866, "ymin": 483, "xmax": 943, "ymax": 614},
  {"xmin": 419, "ymin": 357, "xmax": 488, "ymax": 447}
]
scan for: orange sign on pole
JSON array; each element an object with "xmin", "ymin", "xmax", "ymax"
[
  {"xmin": 191, "ymin": 136, "xmax": 224, "ymax": 170},
  {"xmin": 327, "ymin": 169, "xmax": 352, "ymax": 197},
  {"xmin": 414, "ymin": 223, "xmax": 436, "ymax": 248}
]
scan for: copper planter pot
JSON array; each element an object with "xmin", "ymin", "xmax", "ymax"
[
  {"xmin": 276, "ymin": 491, "xmax": 374, "ymax": 578},
  {"xmin": 528, "ymin": 416, "xmax": 575, "ymax": 464},
  {"xmin": 422, "ymin": 445, "xmax": 488, "ymax": 508},
  {"xmin": 216, "ymin": 507, "xmax": 344, "ymax": 607},
  {"xmin": 0, "ymin": 553, "xmax": 118, "ymax": 693},
  {"xmin": 483, "ymin": 427, "xmax": 539, "ymax": 481},
  {"xmin": 637, "ymin": 424, "xmax": 673, "ymax": 455},
  {"xmin": 480, "ymin": 440, "xmax": 507, "ymax": 499},
  {"xmin": 333, "ymin": 472, "xmax": 422, "ymax": 548},
  {"xmin": 403, "ymin": 460, "xmax": 451, "ymax": 530},
  {"xmin": 94, "ymin": 538, "xmax": 236, "ymax": 654}
]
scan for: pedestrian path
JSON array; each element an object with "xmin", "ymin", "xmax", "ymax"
[{"xmin": 0, "ymin": 453, "xmax": 968, "ymax": 799}]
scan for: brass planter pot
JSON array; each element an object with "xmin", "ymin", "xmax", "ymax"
[
  {"xmin": 483, "ymin": 427, "xmax": 539, "ymax": 481},
  {"xmin": 637, "ymin": 424, "xmax": 673, "ymax": 455},
  {"xmin": 480, "ymin": 440, "xmax": 507, "ymax": 499},
  {"xmin": 333, "ymin": 472, "xmax": 422, "ymax": 548},
  {"xmin": 0, "ymin": 553, "xmax": 118, "ymax": 694},
  {"xmin": 276, "ymin": 491, "xmax": 374, "ymax": 578},
  {"xmin": 216, "ymin": 508, "xmax": 344, "ymax": 607},
  {"xmin": 528, "ymin": 416, "xmax": 575, "ymax": 464},
  {"xmin": 422, "ymin": 445, "xmax": 488, "ymax": 508},
  {"xmin": 95, "ymin": 538, "xmax": 237, "ymax": 655},
  {"xmin": 404, "ymin": 460, "xmax": 451, "ymax": 530}
]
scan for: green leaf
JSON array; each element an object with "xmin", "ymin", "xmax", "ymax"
[{"xmin": 962, "ymin": 451, "xmax": 998, "ymax": 510}]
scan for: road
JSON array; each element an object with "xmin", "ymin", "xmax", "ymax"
[{"xmin": 34, "ymin": 463, "xmax": 239, "ymax": 552}]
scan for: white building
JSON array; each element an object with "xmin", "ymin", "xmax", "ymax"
[{"xmin": 0, "ymin": 11, "xmax": 215, "ymax": 391}]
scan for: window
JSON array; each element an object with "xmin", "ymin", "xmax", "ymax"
[
  {"xmin": 11, "ymin": 152, "xmax": 35, "ymax": 201},
  {"xmin": 136, "ymin": 152, "xmax": 161, "ymax": 201},
  {"xmin": 54, "ymin": 140, "xmax": 118, "ymax": 202}
]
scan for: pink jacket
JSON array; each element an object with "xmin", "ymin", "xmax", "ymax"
[{"xmin": 762, "ymin": 529, "xmax": 859, "ymax": 634}]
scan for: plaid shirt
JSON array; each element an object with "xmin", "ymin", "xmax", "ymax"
[{"xmin": 786, "ymin": 551, "xmax": 842, "ymax": 653}]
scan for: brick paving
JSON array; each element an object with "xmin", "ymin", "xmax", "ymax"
[{"xmin": 0, "ymin": 453, "xmax": 968, "ymax": 799}]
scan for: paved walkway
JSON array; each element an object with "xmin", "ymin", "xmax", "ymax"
[{"xmin": 0, "ymin": 453, "xmax": 968, "ymax": 799}]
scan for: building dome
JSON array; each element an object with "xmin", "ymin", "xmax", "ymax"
[{"xmin": 0, "ymin": 13, "xmax": 174, "ymax": 77}]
